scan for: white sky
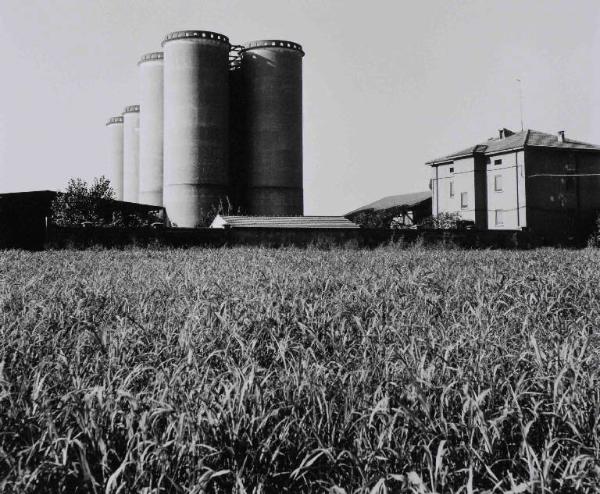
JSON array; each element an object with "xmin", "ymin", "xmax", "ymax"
[{"xmin": 1, "ymin": 0, "xmax": 600, "ymax": 214}]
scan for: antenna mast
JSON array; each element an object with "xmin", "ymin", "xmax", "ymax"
[{"xmin": 516, "ymin": 78, "xmax": 524, "ymax": 131}]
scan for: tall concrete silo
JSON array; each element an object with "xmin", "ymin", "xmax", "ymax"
[
  {"xmin": 138, "ymin": 52, "xmax": 164, "ymax": 207},
  {"xmin": 228, "ymin": 44, "xmax": 246, "ymax": 211},
  {"xmin": 122, "ymin": 105, "xmax": 140, "ymax": 203},
  {"xmin": 106, "ymin": 116, "xmax": 124, "ymax": 200},
  {"xmin": 162, "ymin": 30, "xmax": 230, "ymax": 227},
  {"xmin": 240, "ymin": 40, "xmax": 304, "ymax": 216}
]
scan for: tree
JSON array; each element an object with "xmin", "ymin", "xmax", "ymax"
[{"xmin": 51, "ymin": 176, "xmax": 114, "ymax": 226}]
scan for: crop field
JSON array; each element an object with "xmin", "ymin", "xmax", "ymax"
[{"xmin": 1, "ymin": 246, "xmax": 600, "ymax": 493}]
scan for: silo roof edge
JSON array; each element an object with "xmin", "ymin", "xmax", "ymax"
[
  {"xmin": 242, "ymin": 40, "xmax": 304, "ymax": 55},
  {"xmin": 162, "ymin": 30, "xmax": 230, "ymax": 46}
]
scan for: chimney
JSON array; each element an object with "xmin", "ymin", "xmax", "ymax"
[
  {"xmin": 498, "ymin": 128, "xmax": 515, "ymax": 139},
  {"xmin": 558, "ymin": 130, "xmax": 565, "ymax": 143}
]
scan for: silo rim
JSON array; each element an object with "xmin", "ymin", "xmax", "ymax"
[
  {"xmin": 106, "ymin": 116, "xmax": 124, "ymax": 126},
  {"xmin": 161, "ymin": 30, "xmax": 230, "ymax": 47},
  {"xmin": 122, "ymin": 105, "xmax": 140, "ymax": 114},
  {"xmin": 138, "ymin": 52, "xmax": 164, "ymax": 65},
  {"xmin": 241, "ymin": 40, "xmax": 304, "ymax": 55}
]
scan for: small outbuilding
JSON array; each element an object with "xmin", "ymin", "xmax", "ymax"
[
  {"xmin": 346, "ymin": 191, "xmax": 432, "ymax": 228},
  {"xmin": 210, "ymin": 215, "xmax": 360, "ymax": 229}
]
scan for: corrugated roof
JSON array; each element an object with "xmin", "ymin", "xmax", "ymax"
[
  {"xmin": 427, "ymin": 129, "xmax": 600, "ymax": 164},
  {"xmin": 210, "ymin": 215, "xmax": 360, "ymax": 229},
  {"xmin": 347, "ymin": 191, "xmax": 432, "ymax": 216}
]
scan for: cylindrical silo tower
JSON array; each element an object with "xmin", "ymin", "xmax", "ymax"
[
  {"xmin": 228, "ymin": 45, "xmax": 246, "ymax": 212},
  {"xmin": 240, "ymin": 40, "xmax": 304, "ymax": 216},
  {"xmin": 162, "ymin": 30, "xmax": 230, "ymax": 227},
  {"xmin": 106, "ymin": 116, "xmax": 124, "ymax": 200},
  {"xmin": 138, "ymin": 52, "xmax": 164, "ymax": 207},
  {"xmin": 122, "ymin": 105, "xmax": 140, "ymax": 203}
]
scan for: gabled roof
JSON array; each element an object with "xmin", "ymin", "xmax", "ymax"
[
  {"xmin": 347, "ymin": 191, "xmax": 432, "ymax": 216},
  {"xmin": 426, "ymin": 129, "xmax": 600, "ymax": 165},
  {"xmin": 210, "ymin": 215, "xmax": 360, "ymax": 229}
]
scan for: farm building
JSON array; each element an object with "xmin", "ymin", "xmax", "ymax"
[
  {"xmin": 210, "ymin": 215, "xmax": 359, "ymax": 229},
  {"xmin": 346, "ymin": 191, "xmax": 431, "ymax": 228},
  {"xmin": 0, "ymin": 190, "xmax": 164, "ymax": 249},
  {"xmin": 427, "ymin": 128, "xmax": 600, "ymax": 241}
]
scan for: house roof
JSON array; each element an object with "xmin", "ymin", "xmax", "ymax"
[
  {"xmin": 426, "ymin": 129, "xmax": 600, "ymax": 165},
  {"xmin": 347, "ymin": 191, "xmax": 432, "ymax": 216},
  {"xmin": 210, "ymin": 215, "xmax": 360, "ymax": 229}
]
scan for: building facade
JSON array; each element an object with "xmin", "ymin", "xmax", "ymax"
[{"xmin": 427, "ymin": 129, "xmax": 600, "ymax": 240}]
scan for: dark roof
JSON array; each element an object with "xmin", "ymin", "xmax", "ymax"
[
  {"xmin": 427, "ymin": 129, "xmax": 600, "ymax": 164},
  {"xmin": 210, "ymin": 215, "xmax": 360, "ymax": 229},
  {"xmin": 347, "ymin": 191, "xmax": 432, "ymax": 216}
]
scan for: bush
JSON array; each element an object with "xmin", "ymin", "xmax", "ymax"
[
  {"xmin": 588, "ymin": 214, "xmax": 600, "ymax": 247},
  {"xmin": 51, "ymin": 177, "xmax": 114, "ymax": 226},
  {"xmin": 418, "ymin": 211, "xmax": 462, "ymax": 229},
  {"xmin": 193, "ymin": 196, "xmax": 241, "ymax": 228},
  {"xmin": 51, "ymin": 177, "xmax": 163, "ymax": 228}
]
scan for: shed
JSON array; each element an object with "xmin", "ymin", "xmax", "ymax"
[
  {"xmin": 346, "ymin": 191, "xmax": 432, "ymax": 228},
  {"xmin": 210, "ymin": 215, "xmax": 360, "ymax": 229}
]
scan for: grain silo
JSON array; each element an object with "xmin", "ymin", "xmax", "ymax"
[
  {"xmin": 240, "ymin": 40, "xmax": 304, "ymax": 216},
  {"xmin": 162, "ymin": 30, "xmax": 230, "ymax": 227},
  {"xmin": 138, "ymin": 52, "xmax": 164, "ymax": 207},
  {"xmin": 228, "ymin": 44, "xmax": 245, "ymax": 211},
  {"xmin": 122, "ymin": 105, "xmax": 140, "ymax": 203},
  {"xmin": 106, "ymin": 116, "xmax": 124, "ymax": 200}
]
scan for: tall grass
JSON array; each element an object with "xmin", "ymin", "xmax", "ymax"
[{"xmin": 1, "ymin": 246, "xmax": 599, "ymax": 493}]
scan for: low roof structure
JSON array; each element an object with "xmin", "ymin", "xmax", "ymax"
[
  {"xmin": 210, "ymin": 215, "xmax": 360, "ymax": 229},
  {"xmin": 426, "ymin": 129, "xmax": 600, "ymax": 165},
  {"xmin": 347, "ymin": 191, "xmax": 432, "ymax": 216}
]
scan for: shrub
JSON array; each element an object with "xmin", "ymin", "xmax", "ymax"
[
  {"xmin": 588, "ymin": 214, "xmax": 600, "ymax": 247},
  {"xmin": 51, "ymin": 177, "xmax": 114, "ymax": 226},
  {"xmin": 418, "ymin": 211, "xmax": 462, "ymax": 229}
]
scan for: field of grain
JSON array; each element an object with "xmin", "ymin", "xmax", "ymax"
[{"xmin": 1, "ymin": 246, "xmax": 600, "ymax": 493}]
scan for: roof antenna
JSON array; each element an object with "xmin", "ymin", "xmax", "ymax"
[{"xmin": 516, "ymin": 78, "xmax": 524, "ymax": 131}]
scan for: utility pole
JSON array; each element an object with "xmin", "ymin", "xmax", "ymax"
[{"xmin": 516, "ymin": 78, "xmax": 524, "ymax": 131}]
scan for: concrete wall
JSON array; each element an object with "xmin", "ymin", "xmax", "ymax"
[
  {"xmin": 43, "ymin": 225, "xmax": 542, "ymax": 250},
  {"xmin": 486, "ymin": 150, "xmax": 526, "ymax": 230},
  {"xmin": 525, "ymin": 147, "xmax": 600, "ymax": 240}
]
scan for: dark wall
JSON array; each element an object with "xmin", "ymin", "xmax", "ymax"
[
  {"xmin": 43, "ymin": 225, "xmax": 543, "ymax": 250},
  {"xmin": 474, "ymin": 154, "xmax": 488, "ymax": 229},
  {"xmin": 0, "ymin": 191, "xmax": 55, "ymax": 249},
  {"xmin": 525, "ymin": 148, "xmax": 600, "ymax": 242}
]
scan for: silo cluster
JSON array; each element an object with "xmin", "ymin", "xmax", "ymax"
[{"xmin": 105, "ymin": 30, "xmax": 305, "ymax": 227}]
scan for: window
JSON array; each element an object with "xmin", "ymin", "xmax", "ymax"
[
  {"xmin": 449, "ymin": 167, "xmax": 454, "ymax": 173},
  {"xmin": 494, "ymin": 175, "xmax": 503, "ymax": 192},
  {"xmin": 449, "ymin": 181, "xmax": 454, "ymax": 197},
  {"xmin": 461, "ymin": 192, "xmax": 468, "ymax": 209},
  {"xmin": 494, "ymin": 159, "xmax": 502, "ymax": 165},
  {"xmin": 495, "ymin": 210, "xmax": 503, "ymax": 226}
]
